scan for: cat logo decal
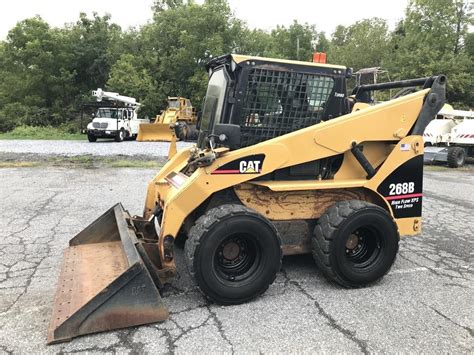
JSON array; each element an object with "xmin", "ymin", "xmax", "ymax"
[{"xmin": 212, "ymin": 154, "xmax": 265, "ymax": 175}]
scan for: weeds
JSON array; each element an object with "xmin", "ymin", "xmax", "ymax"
[{"xmin": 0, "ymin": 125, "xmax": 85, "ymax": 140}]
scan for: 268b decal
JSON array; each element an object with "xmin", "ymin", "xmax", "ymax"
[
  {"xmin": 388, "ymin": 182, "xmax": 415, "ymax": 196},
  {"xmin": 377, "ymin": 155, "xmax": 424, "ymax": 218},
  {"xmin": 212, "ymin": 154, "xmax": 265, "ymax": 174}
]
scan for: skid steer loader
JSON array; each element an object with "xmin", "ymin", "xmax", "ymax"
[
  {"xmin": 137, "ymin": 97, "xmax": 198, "ymax": 142},
  {"xmin": 48, "ymin": 54, "xmax": 446, "ymax": 344}
]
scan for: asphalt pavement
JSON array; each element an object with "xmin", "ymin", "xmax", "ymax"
[{"xmin": 0, "ymin": 167, "xmax": 472, "ymax": 353}]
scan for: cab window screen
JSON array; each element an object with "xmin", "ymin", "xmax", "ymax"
[{"xmin": 239, "ymin": 68, "xmax": 334, "ymax": 147}]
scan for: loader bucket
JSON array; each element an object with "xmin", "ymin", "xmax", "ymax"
[
  {"xmin": 137, "ymin": 123, "xmax": 176, "ymax": 142},
  {"xmin": 47, "ymin": 204, "xmax": 169, "ymax": 344}
]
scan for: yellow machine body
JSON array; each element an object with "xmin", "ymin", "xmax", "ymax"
[
  {"xmin": 137, "ymin": 97, "xmax": 196, "ymax": 142},
  {"xmin": 145, "ymin": 90, "xmax": 429, "ymax": 270}
]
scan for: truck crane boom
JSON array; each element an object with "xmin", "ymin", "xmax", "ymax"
[{"xmin": 92, "ymin": 88, "xmax": 140, "ymax": 106}]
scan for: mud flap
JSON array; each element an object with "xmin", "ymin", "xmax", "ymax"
[
  {"xmin": 137, "ymin": 123, "xmax": 176, "ymax": 142},
  {"xmin": 47, "ymin": 204, "xmax": 169, "ymax": 344}
]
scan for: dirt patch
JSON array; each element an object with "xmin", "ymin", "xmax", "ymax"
[{"xmin": 0, "ymin": 152, "xmax": 166, "ymax": 169}]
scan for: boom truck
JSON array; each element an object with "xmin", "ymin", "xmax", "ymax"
[
  {"xmin": 86, "ymin": 89, "xmax": 149, "ymax": 142},
  {"xmin": 48, "ymin": 54, "xmax": 446, "ymax": 344}
]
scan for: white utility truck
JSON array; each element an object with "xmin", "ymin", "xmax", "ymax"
[
  {"xmin": 86, "ymin": 89, "xmax": 149, "ymax": 142},
  {"xmin": 424, "ymin": 108, "xmax": 474, "ymax": 167}
]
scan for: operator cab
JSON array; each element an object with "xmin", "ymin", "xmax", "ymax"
[
  {"xmin": 197, "ymin": 54, "xmax": 352, "ymax": 150},
  {"xmin": 167, "ymin": 98, "xmax": 180, "ymax": 109}
]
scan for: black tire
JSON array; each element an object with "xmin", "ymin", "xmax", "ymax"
[
  {"xmin": 87, "ymin": 134, "xmax": 97, "ymax": 142},
  {"xmin": 447, "ymin": 146, "xmax": 465, "ymax": 168},
  {"xmin": 114, "ymin": 129, "xmax": 125, "ymax": 142},
  {"xmin": 311, "ymin": 200, "xmax": 399, "ymax": 288},
  {"xmin": 185, "ymin": 204, "xmax": 282, "ymax": 305},
  {"xmin": 175, "ymin": 122, "xmax": 188, "ymax": 141},
  {"xmin": 187, "ymin": 125, "xmax": 199, "ymax": 141}
]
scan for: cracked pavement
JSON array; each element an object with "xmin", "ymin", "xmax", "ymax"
[{"xmin": 0, "ymin": 167, "xmax": 472, "ymax": 353}]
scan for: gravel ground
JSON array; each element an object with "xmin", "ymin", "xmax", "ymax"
[
  {"xmin": 0, "ymin": 167, "xmax": 472, "ymax": 353},
  {"xmin": 0, "ymin": 139, "xmax": 194, "ymax": 157}
]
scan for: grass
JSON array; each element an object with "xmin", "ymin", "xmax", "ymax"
[
  {"xmin": 0, "ymin": 125, "xmax": 85, "ymax": 140},
  {"xmin": 107, "ymin": 159, "xmax": 163, "ymax": 168},
  {"xmin": 49, "ymin": 155, "xmax": 95, "ymax": 168},
  {"xmin": 425, "ymin": 164, "xmax": 473, "ymax": 172},
  {"xmin": 0, "ymin": 161, "xmax": 39, "ymax": 168}
]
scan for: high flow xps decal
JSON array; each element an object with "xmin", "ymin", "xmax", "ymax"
[
  {"xmin": 212, "ymin": 154, "xmax": 265, "ymax": 174},
  {"xmin": 377, "ymin": 155, "xmax": 424, "ymax": 218}
]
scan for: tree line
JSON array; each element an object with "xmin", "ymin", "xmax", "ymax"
[{"xmin": 0, "ymin": 0, "xmax": 472, "ymax": 132}]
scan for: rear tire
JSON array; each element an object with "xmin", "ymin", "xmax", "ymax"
[
  {"xmin": 447, "ymin": 146, "xmax": 465, "ymax": 168},
  {"xmin": 185, "ymin": 204, "xmax": 282, "ymax": 305},
  {"xmin": 311, "ymin": 200, "xmax": 399, "ymax": 288},
  {"xmin": 87, "ymin": 134, "xmax": 97, "ymax": 142},
  {"xmin": 187, "ymin": 125, "xmax": 199, "ymax": 141},
  {"xmin": 115, "ymin": 129, "xmax": 125, "ymax": 142}
]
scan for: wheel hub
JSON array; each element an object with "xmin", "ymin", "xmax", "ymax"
[
  {"xmin": 222, "ymin": 241, "xmax": 240, "ymax": 261},
  {"xmin": 345, "ymin": 233, "xmax": 359, "ymax": 250},
  {"xmin": 215, "ymin": 235, "xmax": 260, "ymax": 282}
]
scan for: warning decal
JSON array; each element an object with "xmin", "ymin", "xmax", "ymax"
[
  {"xmin": 212, "ymin": 154, "xmax": 265, "ymax": 175},
  {"xmin": 377, "ymin": 155, "xmax": 424, "ymax": 218}
]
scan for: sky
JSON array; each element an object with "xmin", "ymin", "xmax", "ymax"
[{"xmin": 0, "ymin": 0, "xmax": 408, "ymax": 40}]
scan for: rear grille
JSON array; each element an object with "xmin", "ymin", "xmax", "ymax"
[{"xmin": 92, "ymin": 122, "xmax": 108, "ymax": 129}]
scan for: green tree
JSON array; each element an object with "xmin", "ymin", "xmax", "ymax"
[
  {"xmin": 328, "ymin": 18, "xmax": 390, "ymax": 70},
  {"xmin": 0, "ymin": 13, "xmax": 129, "ymax": 131},
  {"xmin": 267, "ymin": 21, "xmax": 319, "ymax": 61},
  {"xmin": 465, "ymin": 32, "xmax": 474, "ymax": 58},
  {"xmin": 386, "ymin": 0, "xmax": 473, "ymax": 108},
  {"xmin": 107, "ymin": 54, "xmax": 158, "ymax": 117},
  {"xmin": 142, "ymin": 0, "xmax": 246, "ymax": 108},
  {"xmin": 66, "ymin": 13, "xmax": 123, "ymax": 93},
  {"xmin": 0, "ymin": 17, "xmax": 77, "ymax": 127}
]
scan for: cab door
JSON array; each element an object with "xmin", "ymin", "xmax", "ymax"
[
  {"xmin": 122, "ymin": 109, "xmax": 132, "ymax": 134},
  {"xmin": 129, "ymin": 109, "xmax": 141, "ymax": 135}
]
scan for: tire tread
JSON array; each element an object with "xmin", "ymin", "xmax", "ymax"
[
  {"xmin": 447, "ymin": 146, "xmax": 465, "ymax": 168},
  {"xmin": 185, "ymin": 204, "xmax": 282, "ymax": 304},
  {"xmin": 311, "ymin": 200, "xmax": 399, "ymax": 288}
]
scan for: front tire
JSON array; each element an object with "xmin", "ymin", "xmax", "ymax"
[
  {"xmin": 447, "ymin": 146, "xmax": 465, "ymax": 168},
  {"xmin": 311, "ymin": 200, "xmax": 399, "ymax": 288},
  {"xmin": 175, "ymin": 122, "xmax": 188, "ymax": 141},
  {"xmin": 87, "ymin": 133, "xmax": 97, "ymax": 142},
  {"xmin": 114, "ymin": 129, "xmax": 125, "ymax": 142},
  {"xmin": 185, "ymin": 204, "xmax": 282, "ymax": 305}
]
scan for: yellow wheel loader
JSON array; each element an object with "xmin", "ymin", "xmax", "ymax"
[
  {"xmin": 137, "ymin": 97, "xmax": 198, "ymax": 142},
  {"xmin": 48, "ymin": 54, "xmax": 446, "ymax": 344}
]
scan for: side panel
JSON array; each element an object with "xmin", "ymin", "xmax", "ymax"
[
  {"xmin": 376, "ymin": 155, "xmax": 423, "ymax": 219},
  {"xmin": 365, "ymin": 136, "xmax": 425, "ymax": 236},
  {"xmin": 234, "ymin": 185, "xmax": 381, "ymax": 220}
]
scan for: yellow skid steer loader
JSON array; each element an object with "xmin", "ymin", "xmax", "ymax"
[
  {"xmin": 48, "ymin": 54, "xmax": 445, "ymax": 344},
  {"xmin": 137, "ymin": 97, "xmax": 197, "ymax": 142}
]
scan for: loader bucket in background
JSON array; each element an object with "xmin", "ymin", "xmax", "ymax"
[
  {"xmin": 47, "ymin": 204, "xmax": 169, "ymax": 344},
  {"xmin": 137, "ymin": 123, "xmax": 176, "ymax": 142}
]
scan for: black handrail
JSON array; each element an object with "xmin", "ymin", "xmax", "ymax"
[{"xmin": 352, "ymin": 77, "xmax": 434, "ymax": 93}]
